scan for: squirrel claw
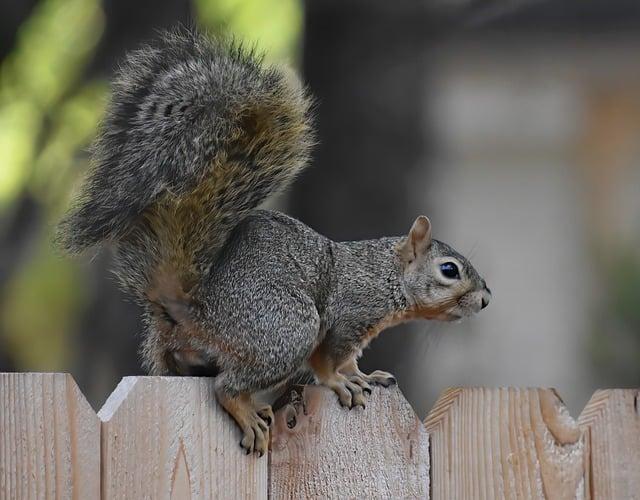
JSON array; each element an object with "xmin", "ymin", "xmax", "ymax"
[
  {"xmin": 347, "ymin": 374, "xmax": 373, "ymax": 395},
  {"xmin": 337, "ymin": 390, "xmax": 353, "ymax": 408},
  {"xmin": 240, "ymin": 428, "xmax": 255, "ymax": 454},
  {"xmin": 237, "ymin": 409, "xmax": 271, "ymax": 456},
  {"xmin": 351, "ymin": 392, "xmax": 367, "ymax": 408},
  {"xmin": 325, "ymin": 375, "xmax": 368, "ymax": 409},
  {"xmin": 349, "ymin": 381, "xmax": 367, "ymax": 408},
  {"xmin": 239, "ymin": 424, "xmax": 268, "ymax": 456}
]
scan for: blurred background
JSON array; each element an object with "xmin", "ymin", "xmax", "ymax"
[{"xmin": 0, "ymin": 0, "xmax": 638, "ymax": 416}]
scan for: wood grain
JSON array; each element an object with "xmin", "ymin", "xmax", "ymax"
[
  {"xmin": 98, "ymin": 376, "xmax": 267, "ymax": 499},
  {"xmin": 579, "ymin": 389, "xmax": 640, "ymax": 499},
  {"xmin": 424, "ymin": 387, "xmax": 585, "ymax": 500},
  {"xmin": 269, "ymin": 385, "xmax": 429, "ymax": 499},
  {"xmin": 0, "ymin": 372, "xmax": 100, "ymax": 499}
]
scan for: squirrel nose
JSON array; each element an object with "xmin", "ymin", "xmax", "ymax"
[{"xmin": 481, "ymin": 285, "xmax": 491, "ymax": 309}]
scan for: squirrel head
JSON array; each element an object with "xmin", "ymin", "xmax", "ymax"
[{"xmin": 395, "ymin": 216, "xmax": 491, "ymax": 321}]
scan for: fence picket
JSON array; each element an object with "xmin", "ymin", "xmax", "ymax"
[
  {"xmin": 98, "ymin": 376, "xmax": 268, "ymax": 500},
  {"xmin": 579, "ymin": 389, "xmax": 640, "ymax": 499},
  {"xmin": 1, "ymin": 373, "xmax": 639, "ymax": 500},
  {"xmin": 0, "ymin": 373, "xmax": 100, "ymax": 500},
  {"xmin": 269, "ymin": 385, "xmax": 429, "ymax": 499},
  {"xmin": 424, "ymin": 387, "xmax": 585, "ymax": 500}
]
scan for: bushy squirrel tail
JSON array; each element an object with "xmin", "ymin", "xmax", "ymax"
[{"xmin": 57, "ymin": 27, "xmax": 314, "ymax": 300}]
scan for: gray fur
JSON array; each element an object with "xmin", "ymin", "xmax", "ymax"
[
  {"xmin": 142, "ymin": 209, "xmax": 488, "ymax": 395},
  {"xmin": 57, "ymin": 27, "xmax": 314, "ymax": 300},
  {"xmin": 57, "ymin": 29, "xmax": 489, "ymax": 445}
]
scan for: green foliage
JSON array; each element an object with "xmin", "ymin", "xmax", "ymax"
[
  {"xmin": 609, "ymin": 250, "xmax": 640, "ymax": 327},
  {"xmin": 35, "ymin": 82, "xmax": 107, "ymax": 210},
  {"xmin": 1, "ymin": 237, "xmax": 85, "ymax": 370},
  {"xmin": 194, "ymin": 0, "xmax": 302, "ymax": 63},
  {"xmin": 590, "ymin": 248, "xmax": 640, "ymax": 383},
  {"xmin": 0, "ymin": 0, "xmax": 104, "ymax": 206},
  {"xmin": 0, "ymin": 0, "xmax": 105, "ymax": 369},
  {"xmin": 0, "ymin": 101, "xmax": 38, "ymax": 203},
  {"xmin": 0, "ymin": 0, "xmax": 302, "ymax": 372}
]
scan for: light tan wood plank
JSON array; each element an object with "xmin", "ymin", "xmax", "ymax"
[
  {"xmin": 0, "ymin": 372, "xmax": 100, "ymax": 500},
  {"xmin": 98, "ymin": 376, "xmax": 267, "ymax": 499},
  {"xmin": 269, "ymin": 385, "xmax": 429, "ymax": 499},
  {"xmin": 579, "ymin": 389, "xmax": 640, "ymax": 499},
  {"xmin": 424, "ymin": 387, "xmax": 585, "ymax": 500}
]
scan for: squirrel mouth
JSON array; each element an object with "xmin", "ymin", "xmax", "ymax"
[
  {"xmin": 443, "ymin": 312, "xmax": 463, "ymax": 321},
  {"xmin": 411, "ymin": 301, "xmax": 467, "ymax": 322},
  {"xmin": 430, "ymin": 309, "xmax": 464, "ymax": 322}
]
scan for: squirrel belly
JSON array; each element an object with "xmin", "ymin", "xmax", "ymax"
[{"xmin": 58, "ymin": 28, "xmax": 491, "ymax": 456}]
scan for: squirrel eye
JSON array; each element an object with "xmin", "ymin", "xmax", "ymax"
[{"xmin": 440, "ymin": 262, "xmax": 460, "ymax": 279}]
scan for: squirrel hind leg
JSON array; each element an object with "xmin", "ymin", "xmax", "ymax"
[
  {"xmin": 214, "ymin": 377, "xmax": 272, "ymax": 456},
  {"xmin": 164, "ymin": 349, "xmax": 221, "ymax": 377}
]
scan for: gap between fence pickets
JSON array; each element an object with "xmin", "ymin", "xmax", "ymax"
[{"xmin": 96, "ymin": 376, "xmax": 142, "ymax": 500}]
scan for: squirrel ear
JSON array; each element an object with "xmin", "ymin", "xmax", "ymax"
[{"xmin": 397, "ymin": 216, "xmax": 432, "ymax": 263}]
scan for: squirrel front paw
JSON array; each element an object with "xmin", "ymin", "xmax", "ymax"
[
  {"xmin": 323, "ymin": 374, "xmax": 367, "ymax": 409},
  {"xmin": 349, "ymin": 370, "xmax": 397, "ymax": 388},
  {"xmin": 214, "ymin": 386, "xmax": 274, "ymax": 457},
  {"xmin": 346, "ymin": 374, "xmax": 373, "ymax": 395}
]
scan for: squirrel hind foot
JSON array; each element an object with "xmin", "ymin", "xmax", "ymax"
[{"xmin": 214, "ymin": 385, "xmax": 272, "ymax": 456}]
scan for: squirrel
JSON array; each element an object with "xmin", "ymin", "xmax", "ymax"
[{"xmin": 57, "ymin": 28, "xmax": 491, "ymax": 456}]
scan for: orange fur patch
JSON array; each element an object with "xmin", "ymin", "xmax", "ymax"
[{"xmin": 361, "ymin": 301, "xmax": 459, "ymax": 347}]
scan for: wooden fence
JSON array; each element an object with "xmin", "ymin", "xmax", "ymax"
[{"xmin": 0, "ymin": 373, "xmax": 638, "ymax": 499}]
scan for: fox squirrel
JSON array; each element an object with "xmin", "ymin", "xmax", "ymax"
[{"xmin": 58, "ymin": 28, "xmax": 491, "ymax": 456}]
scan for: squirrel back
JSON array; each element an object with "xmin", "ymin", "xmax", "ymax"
[{"xmin": 57, "ymin": 28, "xmax": 314, "ymax": 300}]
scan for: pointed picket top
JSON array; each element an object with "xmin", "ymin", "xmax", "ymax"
[
  {"xmin": 425, "ymin": 387, "xmax": 585, "ymax": 500},
  {"xmin": 423, "ymin": 386, "xmax": 463, "ymax": 430},
  {"xmin": 98, "ymin": 376, "xmax": 268, "ymax": 500},
  {"xmin": 269, "ymin": 385, "xmax": 430, "ymax": 499},
  {"xmin": 0, "ymin": 373, "xmax": 100, "ymax": 499},
  {"xmin": 97, "ymin": 375, "xmax": 139, "ymax": 420},
  {"xmin": 579, "ymin": 388, "xmax": 640, "ymax": 499}
]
